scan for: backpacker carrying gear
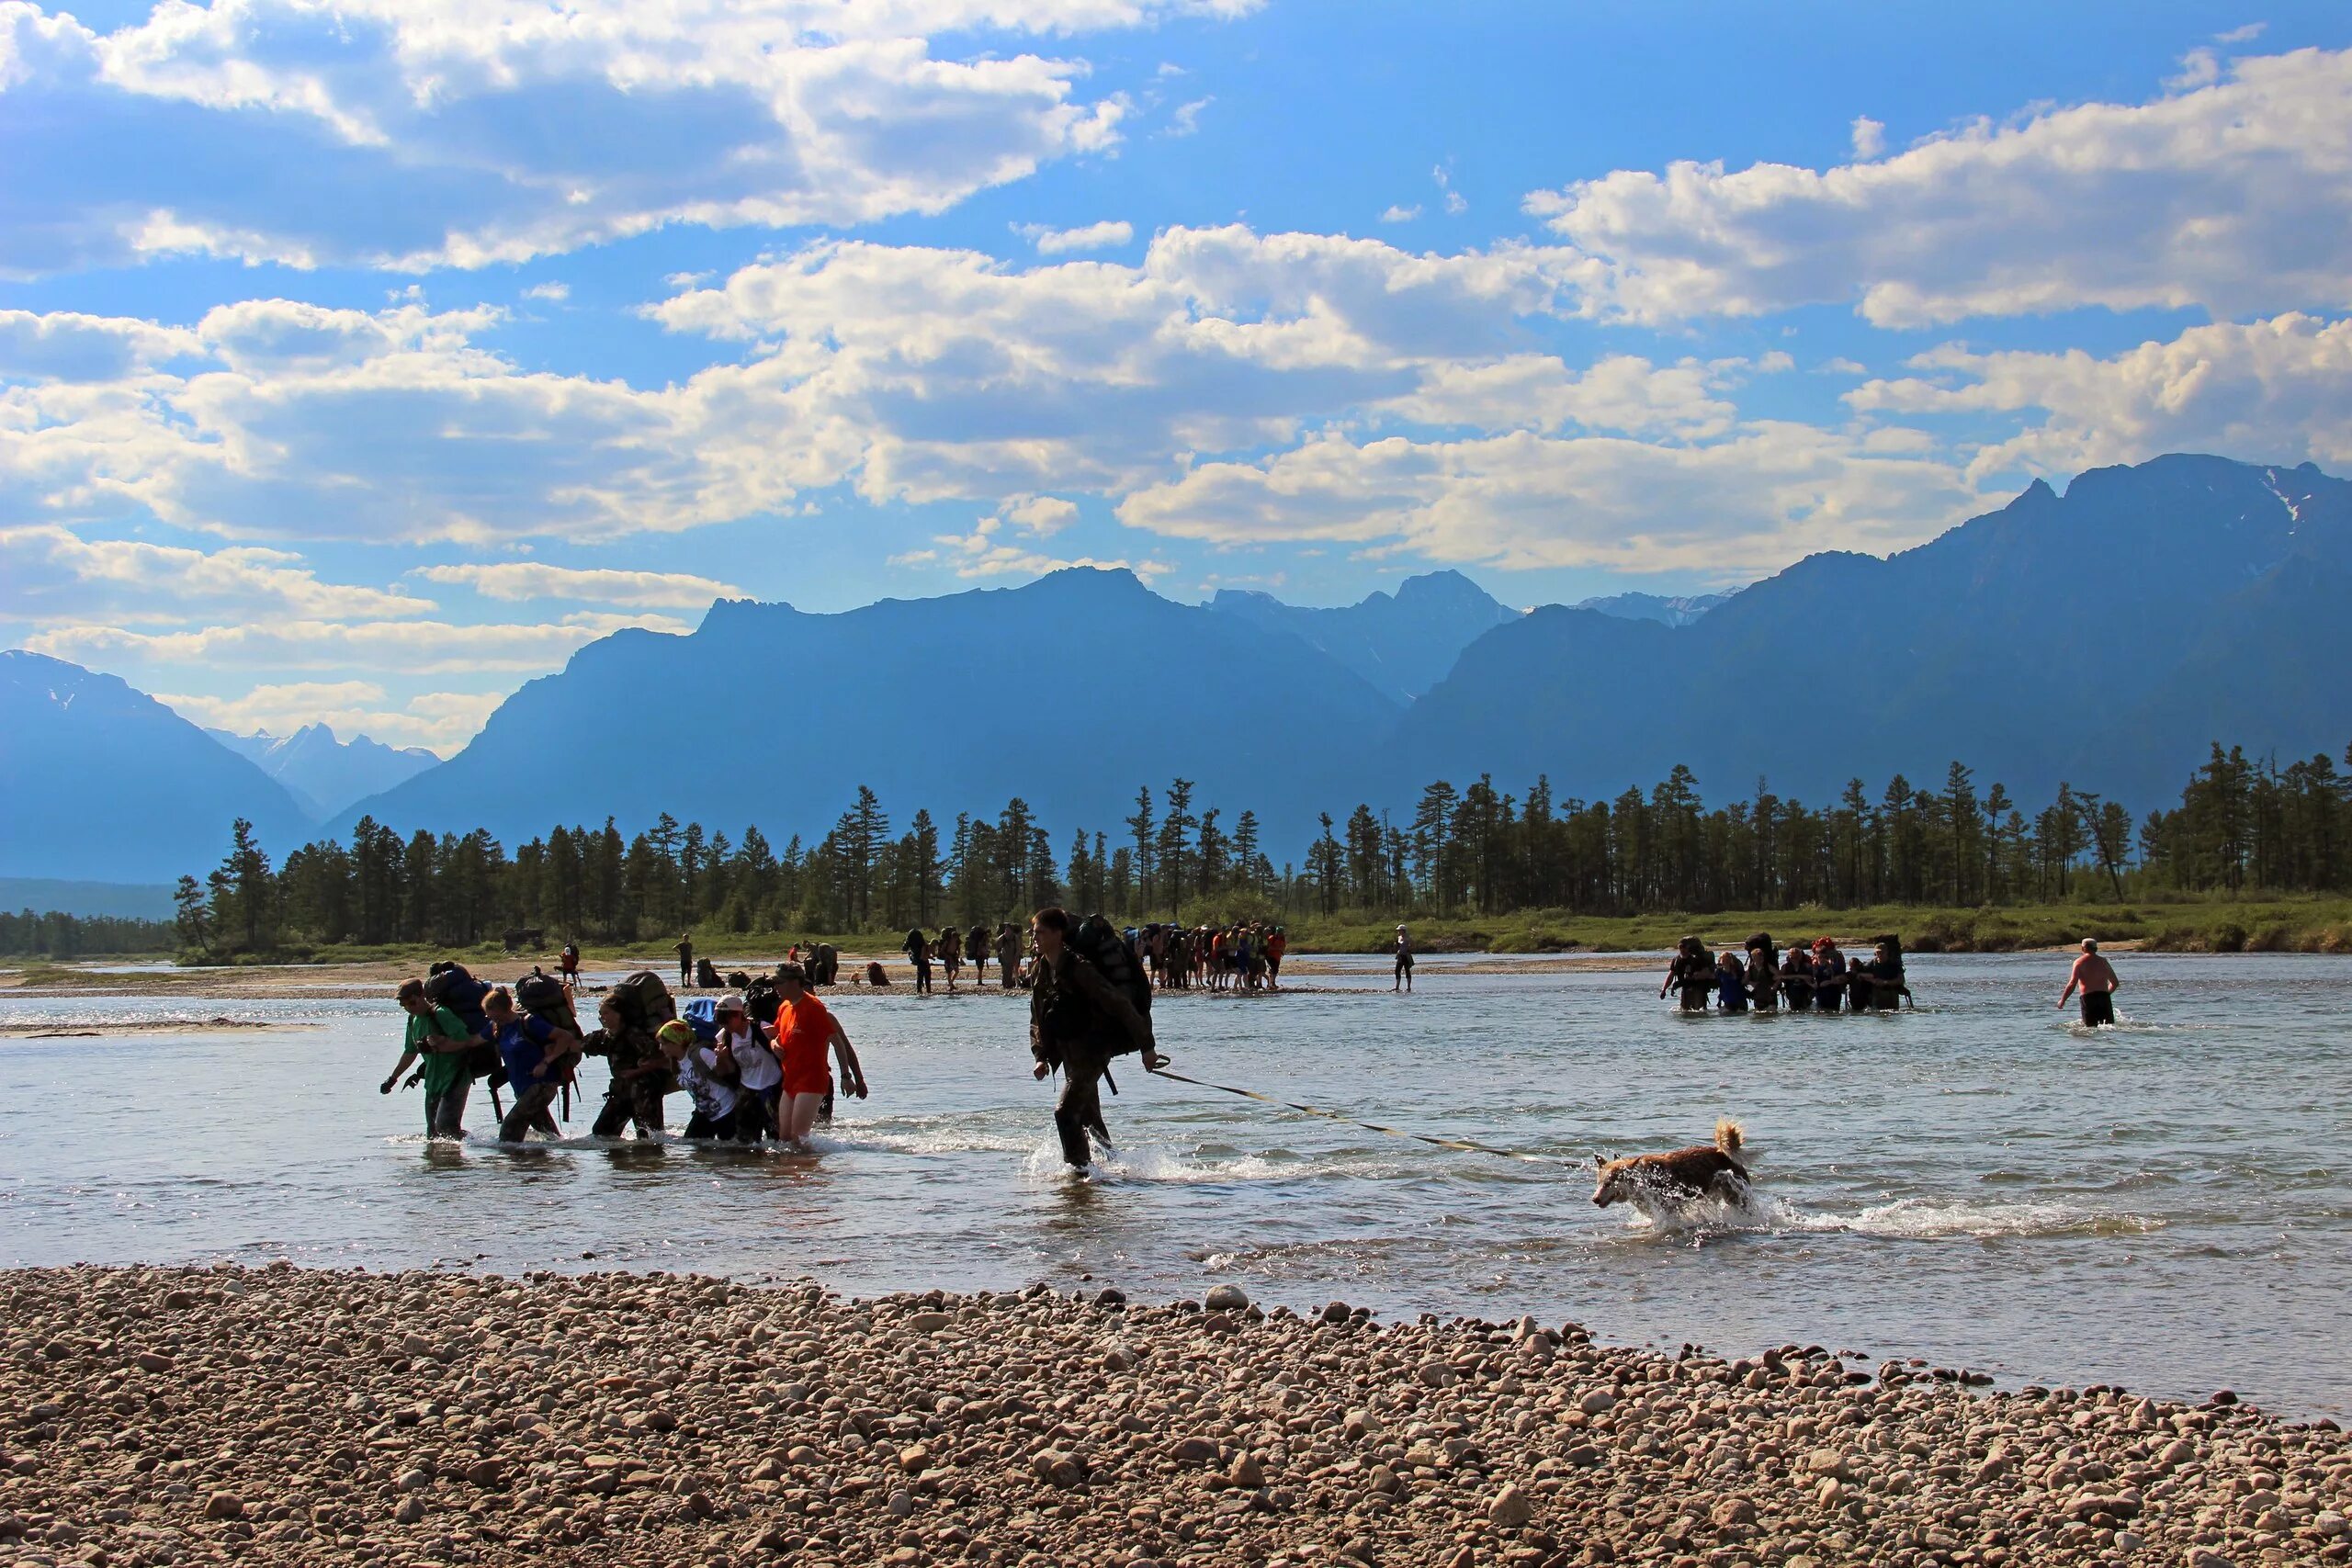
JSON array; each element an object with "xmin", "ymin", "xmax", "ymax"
[
  {"xmin": 610, "ymin": 970, "xmax": 675, "ymax": 1032},
  {"xmin": 424, "ymin": 960, "xmax": 503, "ymax": 1087},
  {"xmin": 1072, "ymin": 913, "xmax": 1151, "ymax": 1032},
  {"xmin": 744, "ymin": 976, "xmax": 781, "ymax": 1027}
]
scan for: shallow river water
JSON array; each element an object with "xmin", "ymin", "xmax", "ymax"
[{"xmin": 3, "ymin": 953, "xmax": 2347, "ymax": 1417}]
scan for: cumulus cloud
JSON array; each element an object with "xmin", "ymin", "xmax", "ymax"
[
  {"xmin": 0, "ymin": 0, "xmax": 1258, "ymax": 275},
  {"xmin": 898, "ymin": 509, "xmax": 1169, "ymax": 581},
  {"xmin": 156, "ymin": 681, "xmax": 502, "ymax": 753},
  {"xmin": 1020, "ymin": 220, "xmax": 1134, "ymax": 254},
  {"xmin": 1114, "ymin": 421, "xmax": 1979, "ymax": 574},
  {"xmin": 26, "ymin": 611, "xmax": 688, "ymax": 676},
  {"xmin": 1849, "ymin": 116, "xmax": 1885, "ymax": 159},
  {"xmin": 1522, "ymin": 46, "xmax": 2352, "ymax": 326},
  {"xmin": 0, "ymin": 525, "xmax": 432, "ymax": 622},
  {"xmin": 1380, "ymin": 205, "xmax": 1421, "ymax": 223},
  {"xmin": 520, "ymin": 282, "xmax": 570, "ymax": 303},
  {"xmin": 413, "ymin": 562, "xmax": 745, "ymax": 608},
  {"xmin": 0, "ymin": 309, "xmax": 200, "ymax": 381},
  {"xmin": 1846, "ymin": 311, "xmax": 2352, "ymax": 479}
]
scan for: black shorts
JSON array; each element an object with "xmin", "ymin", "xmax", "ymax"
[{"xmin": 2080, "ymin": 991, "xmax": 2115, "ymax": 1028}]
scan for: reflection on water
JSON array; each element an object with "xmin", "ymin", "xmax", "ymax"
[{"xmin": 2, "ymin": 953, "xmax": 2348, "ymax": 1416}]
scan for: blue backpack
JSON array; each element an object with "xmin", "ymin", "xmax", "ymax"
[{"xmin": 682, "ymin": 996, "xmax": 720, "ymax": 1043}]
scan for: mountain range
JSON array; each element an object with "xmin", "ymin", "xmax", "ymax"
[
  {"xmin": 8, "ymin": 454, "xmax": 2348, "ymax": 903},
  {"xmin": 207, "ymin": 724, "xmax": 439, "ymax": 819}
]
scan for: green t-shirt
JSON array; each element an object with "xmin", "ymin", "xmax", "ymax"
[{"xmin": 406, "ymin": 1005, "xmax": 477, "ymax": 1096}]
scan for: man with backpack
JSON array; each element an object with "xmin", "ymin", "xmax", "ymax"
[
  {"xmin": 486, "ymin": 986, "xmax": 583, "ymax": 1142},
  {"xmin": 385, "ymin": 978, "xmax": 481, "ymax": 1139},
  {"xmin": 1028, "ymin": 907, "xmax": 1166, "ymax": 1170}
]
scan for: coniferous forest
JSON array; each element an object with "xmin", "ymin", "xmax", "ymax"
[{"xmin": 6, "ymin": 739, "xmax": 2326, "ymax": 960}]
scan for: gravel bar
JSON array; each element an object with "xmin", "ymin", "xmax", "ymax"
[{"xmin": 3, "ymin": 1265, "xmax": 2346, "ymax": 1568}]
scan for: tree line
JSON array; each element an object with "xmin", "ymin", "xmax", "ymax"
[{"xmin": 6, "ymin": 737, "xmax": 2346, "ymax": 959}]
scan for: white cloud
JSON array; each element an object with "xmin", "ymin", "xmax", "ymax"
[
  {"xmin": 1432, "ymin": 163, "xmax": 1467, "ymax": 215},
  {"xmin": 0, "ymin": 525, "xmax": 433, "ymax": 623},
  {"xmin": 26, "ymin": 611, "xmax": 689, "ymax": 676},
  {"xmin": 1020, "ymin": 220, "xmax": 1134, "ymax": 254},
  {"xmin": 1849, "ymin": 116, "xmax": 1885, "ymax": 159},
  {"xmin": 1845, "ymin": 310, "xmax": 2352, "ymax": 480},
  {"xmin": 1166, "ymin": 96, "xmax": 1212, "ymax": 136},
  {"xmin": 997, "ymin": 493, "xmax": 1081, "ymax": 535},
  {"xmin": 157, "ymin": 681, "xmax": 502, "ymax": 754},
  {"xmin": 906, "ymin": 511, "xmax": 1170, "ymax": 581},
  {"xmin": 2215, "ymin": 22, "xmax": 2267, "ymax": 44},
  {"xmin": 413, "ymin": 562, "xmax": 745, "ymax": 608},
  {"xmin": 0, "ymin": 309, "xmax": 201, "ymax": 381},
  {"xmin": 1380, "ymin": 204, "xmax": 1421, "ymax": 223},
  {"xmin": 1523, "ymin": 46, "xmax": 2352, "ymax": 326},
  {"xmin": 0, "ymin": 0, "xmax": 1261, "ymax": 275},
  {"xmin": 521, "ymin": 282, "xmax": 571, "ymax": 302},
  {"xmin": 1114, "ymin": 422, "xmax": 1979, "ymax": 574},
  {"xmin": 1815, "ymin": 356, "xmax": 1867, "ymax": 376}
]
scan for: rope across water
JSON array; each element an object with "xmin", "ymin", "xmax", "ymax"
[{"xmin": 1144, "ymin": 1065, "xmax": 1589, "ymax": 1171}]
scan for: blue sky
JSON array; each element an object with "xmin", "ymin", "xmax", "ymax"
[{"xmin": 4, "ymin": 0, "xmax": 2348, "ymax": 750}]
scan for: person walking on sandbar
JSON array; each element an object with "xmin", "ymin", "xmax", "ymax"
[
  {"xmin": 2058, "ymin": 938, "xmax": 2120, "ymax": 1027},
  {"xmin": 1393, "ymin": 924, "xmax": 1415, "ymax": 992},
  {"xmin": 1029, "ymin": 908, "xmax": 1164, "ymax": 1169}
]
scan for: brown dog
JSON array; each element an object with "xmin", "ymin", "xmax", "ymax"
[{"xmin": 1592, "ymin": 1119, "xmax": 1750, "ymax": 1208}]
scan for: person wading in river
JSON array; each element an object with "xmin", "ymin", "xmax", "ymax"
[
  {"xmin": 1029, "ymin": 908, "xmax": 1164, "ymax": 1169},
  {"xmin": 384, "ymin": 978, "xmax": 480, "ymax": 1139},
  {"xmin": 2058, "ymin": 938, "xmax": 2121, "ymax": 1027}
]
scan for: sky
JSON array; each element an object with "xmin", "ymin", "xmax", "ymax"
[{"xmin": 3, "ymin": 0, "xmax": 2349, "ymax": 753}]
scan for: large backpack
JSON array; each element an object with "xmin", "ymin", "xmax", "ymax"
[
  {"xmin": 1072, "ymin": 913, "xmax": 1151, "ymax": 1043},
  {"xmin": 682, "ymin": 996, "xmax": 721, "ymax": 1042},
  {"xmin": 744, "ymin": 976, "xmax": 782, "ymax": 1027},
  {"xmin": 516, "ymin": 967, "xmax": 575, "ymax": 1028},
  {"xmin": 610, "ymin": 969, "xmax": 675, "ymax": 1032},
  {"xmin": 424, "ymin": 961, "xmax": 502, "ymax": 1085}
]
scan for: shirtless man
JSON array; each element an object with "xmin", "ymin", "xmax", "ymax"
[{"xmin": 2058, "ymin": 938, "xmax": 2120, "ymax": 1027}]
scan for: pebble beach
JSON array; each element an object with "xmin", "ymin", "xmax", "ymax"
[{"xmin": 3, "ymin": 1265, "xmax": 2346, "ymax": 1568}]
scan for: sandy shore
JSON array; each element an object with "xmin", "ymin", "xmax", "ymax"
[
  {"xmin": 0, "ymin": 951, "xmax": 1670, "ymax": 1003},
  {"xmin": 2, "ymin": 1267, "xmax": 2344, "ymax": 1568}
]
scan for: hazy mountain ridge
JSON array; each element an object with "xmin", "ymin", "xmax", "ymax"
[
  {"xmin": 0, "ymin": 651, "xmax": 314, "ymax": 885},
  {"xmin": 1387, "ymin": 455, "xmax": 2352, "ymax": 811},
  {"xmin": 1205, "ymin": 570, "xmax": 1521, "ymax": 702},
  {"xmin": 12, "ymin": 454, "xmax": 2347, "ymax": 901},
  {"xmin": 207, "ymin": 723, "xmax": 439, "ymax": 819}
]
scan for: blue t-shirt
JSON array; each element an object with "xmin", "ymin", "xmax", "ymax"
[{"xmin": 497, "ymin": 1013, "xmax": 560, "ymax": 1089}]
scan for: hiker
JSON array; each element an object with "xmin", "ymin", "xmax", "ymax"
[
  {"xmin": 1811, "ymin": 938, "xmax": 1849, "ymax": 1014},
  {"xmin": 904, "ymin": 928, "xmax": 933, "ymax": 995},
  {"xmin": 2058, "ymin": 938, "xmax": 2120, "ymax": 1027},
  {"xmin": 772, "ymin": 963, "xmax": 867, "ymax": 1145},
  {"xmin": 1779, "ymin": 942, "xmax": 1815, "ymax": 1010},
  {"xmin": 715, "ymin": 994, "xmax": 782, "ymax": 1140},
  {"xmin": 939, "ymin": 924, "xmax": 963, "ymax": 989},
  {"xmin": 1393, "ymin": 924, "xmax": 1415, "ymax": 992},
  {"xmin": 675, "ymin": 934, "xmax": 694, "ymax": 987},
  {"xmin": 1863, "ymin": 938, "xmax": 1912, "ymax": 1010},
  {"xmin": 997, "ymin": 922, "xmax": 1024, "ymax": 988},
  {"xmin": 1744, "ymin": 935, "xmax": 1779, "ymax": 1012},
  {"xmin": 559, "ymin": 942, "xmax": 580, "ymax": 995},
  {"xmin": 1029, "ymin": 908, "xmax": 1164, "ymax": 1169},
  {"xmin": 586, "ymin": 993, "xmax": 667, "ymax": 1139},
  {"xmin": 488, "ymin": 986, "xmax": 582, "ymax": 1143},
  {"xmin": 384, "ymin": 978, "xmax": 481, "ymax": 1139},
  {"xmin": 657, "ymin": 1020, "xmax": 749, "ymax": 1140},
  {"xmin": 1714, "ymin": 948, "xmax": 1749, "ymax": 1013},
  {"xmin": 1659, "ymin": 936, "xmax": 1713, "ymax": 1013},
  {"xmin": 1266, "ymin": 925, "xmax": 1287, "ymax": 989}
]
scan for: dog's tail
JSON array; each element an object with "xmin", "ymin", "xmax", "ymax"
[{"xmin": 1714, "ymin": 1116, "xmax": 1746, "ymax": 1156}]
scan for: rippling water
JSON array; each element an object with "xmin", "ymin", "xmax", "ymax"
[{"xmin": 3, "ymin": 953, "xmax": 2346, "ymax": 1416}]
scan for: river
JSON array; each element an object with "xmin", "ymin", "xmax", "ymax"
[{"xmin": 2, "ymin": 952, "xmax": 2346, "ymax": 1417}]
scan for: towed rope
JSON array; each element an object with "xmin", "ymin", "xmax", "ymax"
[{"xmin": 1145, "ymin": 1066, "xmax": 1589, "ymax": 1172}]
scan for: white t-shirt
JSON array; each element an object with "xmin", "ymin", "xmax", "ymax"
[
  {"xmin": 677, "ymin": 1045, "xmax": 741, "ymax": 1119},
  {"xmin": 723, "ymin": 1024, "xmax": 781, "ymax": 1092}
]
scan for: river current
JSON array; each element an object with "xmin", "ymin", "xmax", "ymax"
[{"xmin": 2, "ymin": 953, "xmax": 2346, "ymax": 1417}]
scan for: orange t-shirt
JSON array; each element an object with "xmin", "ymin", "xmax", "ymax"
[{"xmin": 775, "ymin": 992, "xmax": 834, "ymax": 1092}]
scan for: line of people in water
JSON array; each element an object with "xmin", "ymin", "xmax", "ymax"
[
  {"xmin": 1660, "ymin": 932, "xmax": 1914, "ymax": 1014},
  {"xmin": 900, "ymin": 923, "xmax": 1028, "ymax": 993}
]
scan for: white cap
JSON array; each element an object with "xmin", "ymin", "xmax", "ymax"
[{"xmin": 718, "ymin": 992, "xmax": 746, "ymax": 1013}]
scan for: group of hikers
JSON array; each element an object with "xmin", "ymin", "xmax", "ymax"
[
  {"xmin": 385, "ymin": 957, "xmax": 868, "ymax": 1149},
  {"xmin": 899, "ymin": 923, "xmax": 1029, "ymax": 993},
  {"xmin": 1659, "ymin": 932, "xmax": 1914, "ymax": 1014},
  {"xmin": 384, "ymin": 906, "xmax": 1165, "ymax": 1171},
  {"xmin": 1136, "ymin": 919, "xmax": 1288, "ymax": 992}
]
